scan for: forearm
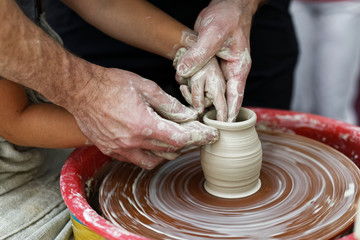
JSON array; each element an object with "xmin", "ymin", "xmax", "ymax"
[
  {"xmin": 62, "ymin": 0, "xmax": 196, "ymax": 59},
  {"xmin": 0, "ymin": 78, "xmax": 87, "ymax": 148},
  {"xmin": 0, "ymin": 0, "xmax": 101, "ymax": 109},
  {"xmin": 6, "ymin": 103, "xmax": 88, "ymax": 148}
]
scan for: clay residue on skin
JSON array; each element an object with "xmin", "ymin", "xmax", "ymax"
[
  {"xmin": 169, "ymin": 121, "xmax": 219, "ymax": 146},
  {"xmin": 150, "ymin": 150, "xmax": 179, "ymax": 160},
  {"xmin": 149, "ymin": 91, "xmax": 197, "ymax": 122},
  {"xmin": 226, "ymin": 79, "xmax": 243, "ymax": 122},
  {"xmin": 141, "ymin": 128, "xmax": 152, "ymax": 136},
  {"xmin": 171, "ymin": 30, "xmax": 197, "ymax": 60},
  {"xmin": 157, "ymin": 100, "xmax": 197, "ymax": 122},
  {"xmin": 201, "ymin": 16, "xmax": 214, "ymax": 29},
  {"xmin": 174, "ymin": 47, "xmax": 227, "ymax": 120},
  {"xmin": 173, "ymin": 47, "xmax": 187, "ymax": 70},
  {"xmin": 189, "ymin": 58, "xmax": 226, "ymax": 115},
  {"xmin": 217, "ymin": 47, "xmax": 251, "ymax": 122},
  {"xmin": 176, "ymin": 46, "xmax": 210, "ymax": 78}
]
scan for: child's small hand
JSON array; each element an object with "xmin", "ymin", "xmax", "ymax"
[{"xmin": 174, "ymin": 48, "xmax": 227, "ymax": 121}]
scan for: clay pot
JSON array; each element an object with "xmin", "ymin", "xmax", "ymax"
[{"xmin": 201, "ymin": 108, "xmax": 262, "ymax": 198}]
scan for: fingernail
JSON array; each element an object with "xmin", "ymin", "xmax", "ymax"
[
  {"xmin": 141, "ymin": 161, "xmax": 156, "ymax": 170},
  {"xmin": 177, "ymin": 63, "xmax": 189, "ymax": 76},
  {"xmin": 184, "ymin": 107, "xmax": 198, "ymax": 121},
  {"xmin": 217, "ymin": 110, "xmax": 228, "ymax": 122},
  {"xmin": 209, "ymin": 129, "xmax": 219, "ymax": 144},
  {"xmin": 195, "ymin": 106, "xmax": 204, "ymax": 114},
  {"xmin": 207, "ymin": 126, "xmax": 219, "ymax": 143},
  {"xmin": 163, "ymin": 152, "xmax": 181, "ymax": 160},
  {"xmin": 227, "ymin": 115, "xmax": 237, "ymax": 123}
]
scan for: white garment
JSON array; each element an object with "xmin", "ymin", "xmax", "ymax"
[
  {"xmin": 290, "ymin": 0, "xmax": 360, "ymax": 124},
  {"xmin": 0, "ymin": 139, "xmax": 74, "ymax": 240}
]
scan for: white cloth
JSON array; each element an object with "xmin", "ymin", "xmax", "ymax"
[
  {"xmin": 0, "ymin": 140, "xmax": 74, "ymax": 240},
  {"xmin": 290, "ymin": 0, "xmax": 360, "ymax": 124}
]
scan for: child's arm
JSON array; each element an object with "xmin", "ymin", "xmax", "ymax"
[
  {"xmin": 62, "ymin": 0, "xmax": 197, "ymax": 60},
  {"xmin": 0, "ymin": 77, "xmax": 88, "ymax": 148}
]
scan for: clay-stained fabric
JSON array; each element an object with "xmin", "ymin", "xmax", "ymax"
[{"xmin": 0, "ymin": 144, "xmax": 73, "ymax": 240}]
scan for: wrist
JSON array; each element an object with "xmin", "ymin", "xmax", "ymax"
[
  {"xmin": 53, "ymin": 59, "xmax": 106, "ymax": 114},
  {"xmin": 233, "ymin": 0, "xmax": 262, "ymax": 36},
  {"xmin": 210, "ymin": 0, "xmax": 261, "ymax": 17},
  {"xmin": 171, "ymin": 29, "xmax": 198, "ymax": 60},
  {"xmin": 235, "ymin": 0, "xmax": 262, "ymax": 19}
]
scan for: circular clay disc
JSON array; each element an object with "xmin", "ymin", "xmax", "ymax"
[{"xmin": 99, "ymin": 131, "xmax": 360, "ymax": 239}]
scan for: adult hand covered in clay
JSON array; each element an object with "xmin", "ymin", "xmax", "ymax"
[
  {"xmin": 174, "ymin": 48, "xmax": 227, "ymax": 121},
  {"xmin": 72, "ymin": 68, "xmax": 219, "ymax": 170},
  {"xmin": 176, "ymin": 0, "xmax": 258, "ymax": 122}
]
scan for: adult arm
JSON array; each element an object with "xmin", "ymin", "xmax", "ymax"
[
  {"xmin": 0, "ymin": 0, "xmax": 219, "ymax": 169},
  {"xmin": 176, "ymin": 0, "xmax": 265, "ymax": 122}
]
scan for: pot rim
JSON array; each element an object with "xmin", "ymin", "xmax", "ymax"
[{"xmin": 203, "ymin": 108, "xmax": 257, "ymax": 130}]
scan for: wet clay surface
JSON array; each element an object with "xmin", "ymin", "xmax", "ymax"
[{"xmin": 99, "ymin": 131, "xmax": 360, "ymax": 239}]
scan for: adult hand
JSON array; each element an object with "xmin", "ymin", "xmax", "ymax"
[
  {"xmin": 176, "ymin": 0, "xmax": 260, "ymax": 122},
  {"xmin": 71, "ymin": 68, "xmax": 219, "ymax": 169},
  {"xmin": 0, "ymin": 0, "xmax": 220, "ymax": 170},
  {"xmin": 174, "ymin": 48, "xmax": 227, "ymax": 121}
]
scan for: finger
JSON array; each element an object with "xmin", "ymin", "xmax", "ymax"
[
  {"xmin": 176, "ymin": 28, "xmax": 226, "ymax": 78},
  {"xmin": 204, "ymin": 97, "xmax": 212, "ymax": 108},
  {"xmin": 135, "ymin": 138, "xmax": 180, "ymax": 152},
  {"xmin": 150, "ymin": 139, "xmax": 180, "ymax": 151},
  {"xmin": 175, "ymin": 73, "xmax": 187, "ymax": 85},
  {"xmin": 179, "ymin": 79, "xmax": 210, "ymax": 111},
  {"xmin": 173, "ymin": 47, "xmax": 187, "ymax": 68},
  {"xmin": 203, "ymin": 58, "xmax": 227, "ymax": 121},
  {"xmin": 221, "ymin": 48, "xmax": 251, "ymax": 122},
  {"xmin": 180, "ymin": 121, "xmax": 219, "ymax": 147},
  {"xmin": 180, "ymin": 85, "xmax": 193, "ymax": 106},
  {"xmin": 137, "ymin": 84, "xmax": 219, "ymax": 148},
  {"xmin": 111, "ymin": 149, "xmax": 164, "ymax": 170},
  {"xmin": 140, "ymin": 80, "xmax": 198, "ymax": 123},
  {"xmin": 138, "ymin": 107, "xmax": 218, "ymax": 149},
  {"xmin": 151, "ymin": 150, "xmax": 181, "ymax": 160},
  {"xmin": 190, "ymin": 72, "xmax": 206, "ymax": 114},
  {"xmin": 226, "ymin": 78, "xmax": 245, "ymax": 122},
  {"xmin": 173, "ymin": 47, "xmax": 187, "ymax": 85},
  {"xmin": 194, "ymin": 13, "xmax": 203, "ymax": 33},
  {"xmin": 207, "ymin": 84, "xmax": 227, "ymax": 122},
  {"xmin": 212, "ymin": 92, "xmax": 227, "ymax": 122},
  {"xmin": 223, "ymin": 59, "xmax": 249, "ymax": 122}
]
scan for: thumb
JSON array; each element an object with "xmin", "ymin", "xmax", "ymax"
[
  {"xmin": 176, "ymin": 33, "xmax": 224, "ymax": 78},
  {"xmin": 143, "ymin": 88, "xmax": 198, "ymax": 123},
  {"xmin": 137, "ymin": 78, "xmax": 198, "ymax": 123}
]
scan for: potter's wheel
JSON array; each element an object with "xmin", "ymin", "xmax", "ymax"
[{"xmin": 99, "ymin": 131, "xmax": 360, "ymax": 239}]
